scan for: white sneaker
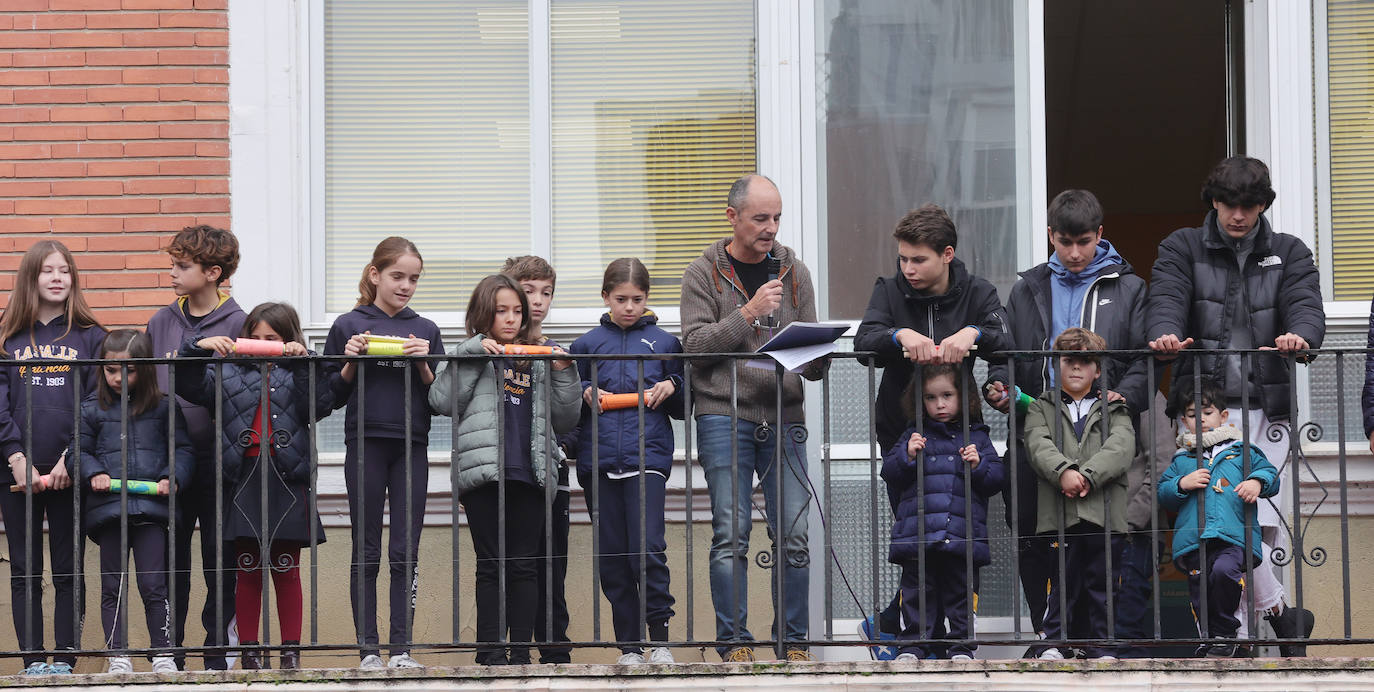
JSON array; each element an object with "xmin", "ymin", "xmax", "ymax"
[
  {"xmin": 359, "ymin": 654, "xmax": 384, "ymax": 669},
  {"xmin": 617, "ymin": 652, "xmax": 646, "ymax": 665},
  {"xmin": 106, "ymin": 657, "xmax": 134, "ymax": 674},
  {"xmin": 387, "ymin": 653, "xmax": 424, "ymax": 669},
  {"xmin": 647, "ymin": 647, "xmax": 674, "ymax": 663},
  {"xmin": 151, "ymin": 656, "xmax": 177, "ymax": 673},
  {"xmin": 1038, "ymin": 648, "xmax": 1065, "ymax": 660},
  {"xmin": 894, "ymin": 652, "xmax": 919, "ymax": 661},
  {"xmin": 1094, "ymin": 655, "xmax": 1118, "ymax": 661},
  {"xmin": 951, "ymin": 653, "xmax": 973, "ymax": 661}
]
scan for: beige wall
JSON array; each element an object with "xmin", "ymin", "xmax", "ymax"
[
  {"xmin": 1300, "ymin": 516, "xmax": 1374, "ymax": 658},
  {"xmin": 0, "ymin": 519, "xmax": 779, "ymax": 672},
  {"xmin": 4, "ymin": 514, "xmax": 1371, "ymax": 672}
]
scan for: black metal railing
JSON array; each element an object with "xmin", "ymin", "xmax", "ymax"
[{"xmin": 0, "ymin": 346, "xmax": 1366, "ymax": 669}]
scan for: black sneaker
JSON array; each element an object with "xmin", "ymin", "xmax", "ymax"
[
  {"xmin": 1267, "ymin": 606, "xmax": 1315, "ymax": 657},
  {"xmin": 1204, "ymin": 641, "xmax": 1238, "ymax": 658}
]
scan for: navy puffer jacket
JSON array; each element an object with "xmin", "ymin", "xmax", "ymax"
[
  {"xmin": 880, "ymin": 419, "xmax": 1003, "ymax": 566},
  {"xmin": 174, "ymin": 338, "xmax": 335, "ymax": 483},
  {"xmin": 570, "ymin": 312, "xmax": 683, "ymax": 477},
  {"xmin": 79, "ymin": 395, "xmax": 195, "ymax": 538}
]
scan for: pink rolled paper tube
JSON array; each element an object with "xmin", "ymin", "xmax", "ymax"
[{"xmin": 234, "ymin": 338, "xmax": 285, "ymax": 357}]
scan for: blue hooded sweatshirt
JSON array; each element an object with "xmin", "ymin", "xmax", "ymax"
[{"xmin": 1047, "ymin": 239, "xmax": 1124, "ymax": 384}]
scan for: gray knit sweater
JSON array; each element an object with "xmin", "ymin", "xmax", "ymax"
[{"xmin": 679, "ymin": 238, "xmax": 826, "ymax": 425}]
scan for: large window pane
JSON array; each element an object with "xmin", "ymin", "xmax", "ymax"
[
  {"xmin": 326, "ymin": 2, "xmax": 530, "ymax": 313},
  {"xmin": 549, "ymin": 0, "xmax": 756, "ymax": 306},
  {"xmin": 1327, "ymin": 0, "xmax": 1374, "ymax": 300},
  {"xmin": 816, "ymin": 0, "xmax": 1028, "ymax": 620},
  {"xmin": 818, "ymin": 0, "xmax": 1023, "ymax": 318}
]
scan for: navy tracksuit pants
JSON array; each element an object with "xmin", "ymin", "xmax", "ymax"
[
  {"xmin": 579, "ymin": 470, "xmax": 675, "ymax": 653},
  {"xmin": 898, "ymin": 551, "xmax": 977, "ymax": 658},
  {"xmin": 1042, "ymin": 526, "xmax": 1123, "ymax": 657},
  {"xmin": 1176, "ymin": 540, "xmax": 1246, "ymax": 639}
]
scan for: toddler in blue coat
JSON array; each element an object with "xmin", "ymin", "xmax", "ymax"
[
  {"xmin": 570, "ymin": 258, "xmax": 683, "ymax": 665},
  {"xmin": 881, "ymin": 363, "xmax": 1003, "ymax": 661},
  {"xmin": 1158, "ymin": 377, "xmax": 1278, "ymax": 657}
]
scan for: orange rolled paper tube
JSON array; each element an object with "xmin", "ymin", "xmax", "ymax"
[
  {"xmin": 599, "ymin": 392, "xmax": 647, "ymax": 411},
  {"xmin": 234, "ymin": 338, "xmax": 285, "ymax": 357},
  {"xmin": 503, "ymin": 344, "xmax": 554, "ymax": 355}
]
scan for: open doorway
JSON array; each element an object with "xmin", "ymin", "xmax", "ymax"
[
  {"xmin": 1044, "ymin": 0, "xmax": 1240, "ymax": 282},
  {"xmin": 1043, "ymin": 0, "xmax": 1243, "ymax": 655}
]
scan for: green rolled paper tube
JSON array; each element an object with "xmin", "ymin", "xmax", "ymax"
[
  {"xmin": 108, "ymin": 479, "xmax": 160, "ymax": 495},
  {"xmin": 1015, "ymin": 387, "xmax": 1034, "ymax": 414}
]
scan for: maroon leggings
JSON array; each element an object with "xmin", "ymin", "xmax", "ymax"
[{"xmin": 235, "ymin": 541, "xmax": 303, "ymax": 643}]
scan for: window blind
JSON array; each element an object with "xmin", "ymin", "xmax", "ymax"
[
  {"xmin": 1329, "ymin": 1, "xmax": 1374, "ymax": 301},
  {"xmin": 548, "ymin": 0, "xmax": 757, "ymax": 306},
  {"xmin": 325, "ymin": 1, "xmax": 531, "ymax": 313}
]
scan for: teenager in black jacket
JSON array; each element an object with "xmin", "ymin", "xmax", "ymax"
[
  {"xmin": 1147, "ymin": 156, "xmax": 1320, "ymax": 653},
  {"xmin": 983, "ymin": 190, "xmax": 1150, "ymax": 654},
  {"xmin": 852, "ymin": 203, "xmax": 1009, "ymax": 655},
  {"xmin": 854, "ymin": 203, "xmax": 1010, "ymax": 454}
]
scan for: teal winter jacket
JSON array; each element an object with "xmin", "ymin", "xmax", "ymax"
[{"xmin": 1157, "ymin": 429, "xmax": 1279, "ymax": 565}]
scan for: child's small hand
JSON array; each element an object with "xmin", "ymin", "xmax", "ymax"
[
  {"xmin": 402, "ymin": 334, "xmax": 429, "ymax": 357},
  {"xmin": 645, "ymin": 379, "xmax": 676, "ymax": 409},
  {"xmin": 1060, "ymin": 468, "xmax": 1089, "ymax": 498},
  {"xmin": 282, "ymin": 341, "xmax": 308, "ymax": 357},
  {"xmin": 480, "ymin": 338, "xmax": 503, "ymax": 355},
  {"xmin": 157, "ymin": 479, "xmax": 171, "ymax": 496},
  {"xmin": 1235, "ymin": 478, "xmax": 1261, "ymax": 503},
  {"xmin": 344, "ymin": 331, "xmax": 369, "ymax": 357},
  {"xmin": 197, "ymin": 336, "xmax": 236, "ymax": 356},
  {"xmin": 906, "ymin": 433, "xmax": 926, "ymax": 458},
  {"xmin": 48, "ymin": 454, "xmax": 72, "ymax": 491},
  {"xmin": 90, "ymin": 473, "xmax": 111, "ymax": 492},
  {"xmin": 584, "ymin": 386, "xmax": 610, "ymax": 412},
  {"xmin": 1179, "ymin": 468, "xmax": 1212, "ymax": 492},
  {"xmin": 550, "ymin": 346, "xmax": 573, "ymax": 371},
  {"xmin": 960, "ymin": 444, "xmax": 980, "ymax": 468}
]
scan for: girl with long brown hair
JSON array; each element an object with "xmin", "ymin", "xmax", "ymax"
[
  {"xmin": 0, "ymin": 240, "xmax": 106, "ymax": 675},
  {"xmin": 428, "ymin": 274, "xmax": 581, "ymax": 665}
]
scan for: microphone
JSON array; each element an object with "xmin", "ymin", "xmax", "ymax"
[{"xmin": 764, "ymin": 253, "xmax": 781, "ymax": 329}]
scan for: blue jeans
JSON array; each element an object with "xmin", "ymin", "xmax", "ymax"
[{"xmin": 696, "ymin": 415, "xmax": 810, "ymax": 653}]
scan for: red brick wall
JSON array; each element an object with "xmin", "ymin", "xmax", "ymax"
[{"xmin": 0, "ymin": 0, "xmax": 229, "ymax": 328}]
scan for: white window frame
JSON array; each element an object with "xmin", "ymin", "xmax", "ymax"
[{"xmin": 234, "ymin": 0, "xmax": 786, "ymax": 338}]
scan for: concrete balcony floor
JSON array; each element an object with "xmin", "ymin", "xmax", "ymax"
[{"xmin": 5, "ymin": 658, "xmax": 1374, "ymax": 691}]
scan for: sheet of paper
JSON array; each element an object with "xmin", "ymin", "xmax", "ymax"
[{"xmin": 747, "ymin": 342, "xmax": 841, "ymax": 373}]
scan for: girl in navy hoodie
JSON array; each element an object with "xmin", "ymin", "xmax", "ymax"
[
  {"xmin": 81, "ymin": 330, "xmax": 194, "ymax": 674},
  {"xmin": 570, "ymin": 258, "xmax": 682, "ymax": 664},
  {"xmin": 880, "ymin": 364, "xmax": 1002, "ymax": 661},
  {"xmin": 0, "ymin": 240, "xmax": 106, "ymax": 675},
  {"xmin": 323, "ymin": 237, "xmax": 443, "ymax": 669}
]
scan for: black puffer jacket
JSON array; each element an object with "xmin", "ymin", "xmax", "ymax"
[
  {"xmin": 986, "ymin": 259, "xmax": 1150, "ymax": 414},
  {"xmin": 78, "ymin": 395, "xmax": 195, "ymax": 539},
  {"xmin": 1147, "ymin": 212, "xmax": 1324, "ymax": 419},
  {"xmin": 854, "ymin": 258, "xmax": 1010, "ymax": 451},
  {"xmin": 174, "ymin": 339, "xmax": 335, "ymax": 485}
]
